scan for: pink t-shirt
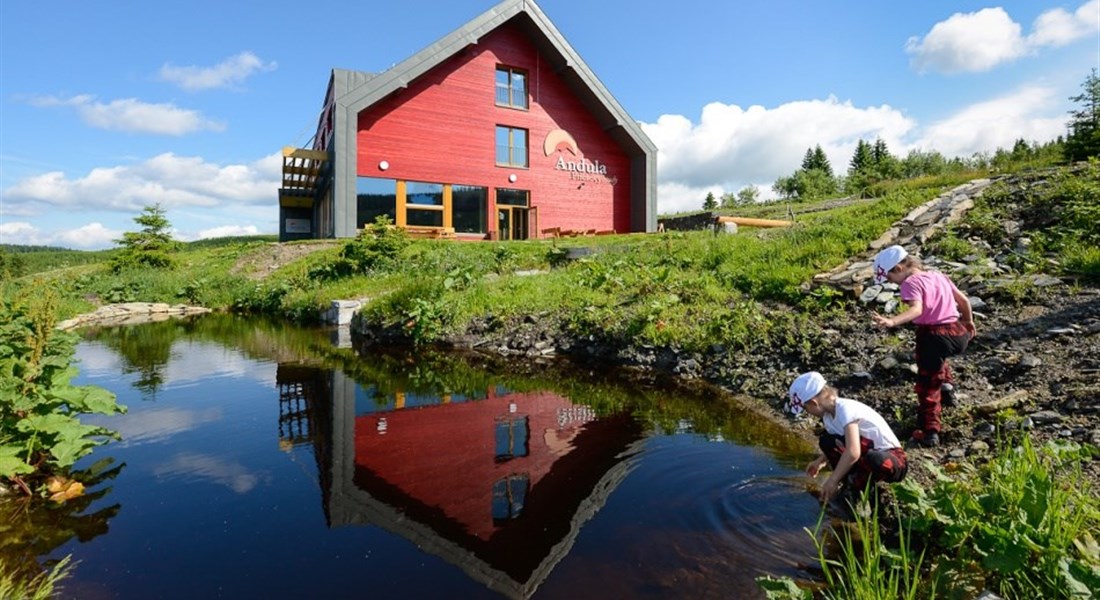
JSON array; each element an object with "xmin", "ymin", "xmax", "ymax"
[{"xmin": 900, "ymin": 270, "xmax": 960, "ymax": 325}]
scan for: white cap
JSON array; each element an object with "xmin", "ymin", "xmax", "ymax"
[
  {"xmin": 872, "ymin": 245, "xmax": 908, "ymax": 284},
  {"xmin": 787, "ymin": 371, "xmax": 826, "ymax": 415}
]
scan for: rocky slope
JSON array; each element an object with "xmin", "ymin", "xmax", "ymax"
[{"xmin": 433, "ymin": 166, "xmax": 1100, "ymax": 488}]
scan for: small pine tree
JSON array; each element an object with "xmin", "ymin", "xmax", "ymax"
[
  {"xmin": 702, "ymin": 191, "xmax": 718, "ymax": 211},
  {"xmin": 111, "ymin": 203, "xmax": 180, "ymax": 272}
]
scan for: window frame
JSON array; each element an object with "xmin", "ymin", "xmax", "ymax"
[
  {"xmin": 494, "ymin": 66, "xmax": 529, "ymax": 110},
  {"xmin": 495, "ymin": 125, "xmax": 529, "ymax": 168}
]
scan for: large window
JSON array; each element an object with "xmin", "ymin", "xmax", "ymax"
[
  {"xmin": 495, "ymin": 66, "xmax": 528, "ymax": 109},
  {"xmin": 356, "ymin": 177, "xmax": 396, "ymax": 228},
  {"xmin": 406, "ymin": 181, "xmax": 443, "ymax": 227},
  {"xmin": 453, "ymin": 185, "xmax": 487, "ymax": 234},
  {"xmin": 495, "ymin": 126, "xmax": 528, "ymax": 168}
]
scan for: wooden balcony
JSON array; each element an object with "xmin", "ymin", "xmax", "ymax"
[{"xmin": 279, "ymin": 146, "xmax": 329, "ymax": 208}]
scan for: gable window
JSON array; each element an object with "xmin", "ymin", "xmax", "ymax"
[
  {"xmin": 495, "ymin": 66, "xmax": 528, "ymax": 109},
  {"xmin": 495, "ymin": 126, "xmax": 528, "ymax": 168}
]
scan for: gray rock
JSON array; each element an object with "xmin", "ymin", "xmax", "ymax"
[
  {"xmin": 969, "ymin": 296, "xmax": 987, "ymax": 310},
  {"xmin": 969, "ymin": 440, "xmax": 990, "ymax": 453},
  {"xmin": 1030, "ymin": 275, "xmax": 1062, "ymax": 287},
  {"xmin": 860, "ymin": 285, "xmax": 883, "ymax": 303},
  {"xmin": 1028, "ymin": 410, "xmax": 1063, "ymax": 425},
  {"xmin": 1019, "ymin": 355, "xmax": 1042, "ymax": 368},
  {"xmin": 879, "ymin": 357, "xmax": 899, "ymax": 370},
  {"xmin": 949, "ymin": 448, "xmax": 966, "ymax": 459},
  {"xmin": 875, "ymin": 291, "xmax": 895, "ymax": 304}
]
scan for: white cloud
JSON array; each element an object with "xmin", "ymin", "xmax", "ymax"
[
  {"xmin": 159, "ymin": 51, "xmax": 278, "ymax": 91},
  {"xmin": 2, "ymin": 152, "xmax": 282, "ymax": 216},
  {"xmin": 642, "ymin": 97, "xmax": 915, "ymax": 214},
  {"xmin": 1028, "ymin": 0, "xmax": 1100, "ymax": 48},
  {"xmin": 0, "ymin": 221, "xmax": 39, "ymax": 243},
  {"xmin": 154, "ymin": 452, "xmax": 268, "ymax": 494},
  {"xmin": 906, "ymin": 8, "xmax": 1026, "ymax": 74},
  {"xmin": 642, "ymin": 82, "xmax": 1071, "ymax": 215},
  {"xmin": 55, "ymin": 222, "xmax": 122, "ymax": 249},
  {"xmin": 907, "ymin": 1, "xmax": 1100, "ymax": 74},
  {"xmin": 912, "ymin": 85, "xmax": 1067, "ymax": 158},
  {"xmin": 0, "ymin": 221, "xmax": 120, "ymax": 249},
  {"xmin": 197, "ymin": 224, "xmax": 260, "ymax": 239},
  {"xmin": 29, "ymin": 95, "xmax": 225, "ymax": 135}
]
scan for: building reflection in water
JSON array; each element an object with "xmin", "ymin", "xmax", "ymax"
[{"xmin": 276, "ymin": 364, "xmax": 646, "ymax": 599}]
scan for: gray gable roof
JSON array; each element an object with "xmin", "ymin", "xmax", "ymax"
[{"xmin": 334, "ymin": 0, "xmax": 655, "ymax": 155}]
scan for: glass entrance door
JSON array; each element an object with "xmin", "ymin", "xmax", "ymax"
[{"xmin": 496, "ymin": 206, "xmax": 529, "ymax": 241}]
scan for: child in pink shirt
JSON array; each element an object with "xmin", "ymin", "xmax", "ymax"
[{"xmin": 870, "ymin": 245, "xmax": 975, "ymax": 447}]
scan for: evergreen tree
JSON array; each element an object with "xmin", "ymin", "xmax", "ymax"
[
  {"xmin": 848, "ymin": 140, "xmax": 873, "ymax": 175},
  {"xmin": 871, "ymin": 138, "xmax": 899, "ymax": 178},
  {"xmin": 801, "ymin": 145, "xmax": 833, "ymax": 177},
  {"xmin": 702, "ymin": 191, "xmax": 718, "ymax": 211},
  {"xmin": 110, "ymin": 203, "xmax": 180, "ymax": 272},
  {"xmin": 1064, "ymin": 69, "xmax": 1100, "ymax": 162}
]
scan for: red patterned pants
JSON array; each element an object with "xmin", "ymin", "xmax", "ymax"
[
  {"xmin": 914, "ymin": 321, "xmax": 971, "ymax": 433},
  {"xmin": 819, "ymin": 434, "xmax": 908, "ymax": 490}
]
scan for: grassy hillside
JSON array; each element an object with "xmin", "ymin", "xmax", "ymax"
[{"xmin": 4, "ymin": 164, "xmax": 1095, "ymax": 356}]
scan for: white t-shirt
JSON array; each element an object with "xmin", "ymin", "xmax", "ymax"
[{"xmin": 822, "ymin": 398, "xmax": 901, "ymax": 450}]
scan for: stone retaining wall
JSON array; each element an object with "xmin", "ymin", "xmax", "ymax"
[
  {"xmin": 57, "ymin": 303, "xmax": 211, "ymax": 331},
  {"xmin": 812, "ymin": 178, "xmax": 994, "ymax": 293}
]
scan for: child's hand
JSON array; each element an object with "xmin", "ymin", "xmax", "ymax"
[
  {"xmin": 806, "ymin": 462, "xmax": 823, "ymax": 478},
  {"xmin": 963, "ymin": 319, "xmax": 976, "ymax": 337},
  {"xmin": 871, "ymin": 312, "xmax": 893, "ymax": 328},
  {"xmin": 821, "ymin": 479, "xmax": 840, "ymax": 502}
]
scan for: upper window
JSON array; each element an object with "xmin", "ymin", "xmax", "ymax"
[
  {"xmin": 495, "ymin": 66, "xmax": 528, "ymax": 110},
  {"xmin": 495, "ymin": 126, "xmax": 529, "ymax": 168}
]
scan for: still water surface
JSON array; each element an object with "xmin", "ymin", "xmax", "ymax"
[{"xmin": 33, "ymin": 315, "xmax": 825, "ymax": 599}]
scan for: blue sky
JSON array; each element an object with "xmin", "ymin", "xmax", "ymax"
[{"xmin": 1, "ymin": 0, "xmax": 1097, "ymax": 249}]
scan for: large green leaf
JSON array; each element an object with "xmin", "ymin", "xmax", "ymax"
[
  {"xmin": 0, "ymin": 445, "xmax": 33, "ymax": 478},
  {"xmin": 48, "ymin": 437, "xmax": 99, "ymax": 469},
  {"xmin": 48, "ymin": 385, "xmax": 123, "ymax": 415}
]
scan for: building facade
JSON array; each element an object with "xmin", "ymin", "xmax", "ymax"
[{"xmin": 278, "ymin": 0, "xmax": 657, "ymax": 242}]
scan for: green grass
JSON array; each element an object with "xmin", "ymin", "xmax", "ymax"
[{"xmin": 0, "ymin": 556, "xmax": 72, "ymax": 600}]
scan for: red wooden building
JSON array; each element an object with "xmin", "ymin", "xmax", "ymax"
[{"xmin": 278, "ymin": 0, "xmax": 657, "ymax": 242}]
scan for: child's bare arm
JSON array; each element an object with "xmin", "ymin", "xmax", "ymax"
[
  {"xmin": 821, "ymin": 423, "xmax": 862, "ymax": 500},
  {"xmin": 872, "ymin": 300, "xmax": 922, "ymax": 328},
  {"xmin": 952, "ymin": 287, "xmax": 975, "ymax": 333}
]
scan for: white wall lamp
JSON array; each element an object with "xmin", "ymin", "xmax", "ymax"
[
  {"xmin": 378, "ymin": 160, "xmax": 389, "ymax": 171},
  {"xmin": 508, "ymin": 173, "xmax": 517, "ymax": 183}
]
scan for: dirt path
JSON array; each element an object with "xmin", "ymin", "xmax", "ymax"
[{"xmin": 229, "ymin": 241, "xmax": 339, "ymax": 280}]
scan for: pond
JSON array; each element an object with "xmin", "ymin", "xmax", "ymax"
[{"xmin": 12, "ymin": 314, "xmax": 828, "ymax": 599}]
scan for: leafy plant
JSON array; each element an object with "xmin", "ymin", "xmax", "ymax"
[
  {"xmin": 0, "ymin": 285, "xmax": 126, "ymax": 490},
  {"xmin": 894, "ymin": 437, "xmax": 1100, "ymax": 599}
]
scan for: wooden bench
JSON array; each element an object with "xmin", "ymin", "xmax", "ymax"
[{"xmin": 401, "ymin": 226, "xmax": 456, "ymax": 240}]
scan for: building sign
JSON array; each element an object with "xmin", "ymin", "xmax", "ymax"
[
  {"xmin": 285, "ymin": 218, "xmax": 311, "ymax": 233},
  {"xmin": 544, "ymin": 129, "xmax": 618, "ymax": 185}
]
